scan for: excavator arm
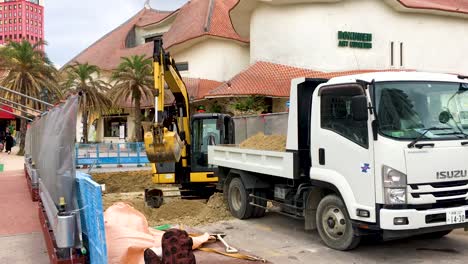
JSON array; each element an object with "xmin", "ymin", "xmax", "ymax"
[
  {"xmin": 144, "ymin": 39, "xmax": 189, "ymax": 164},
  {"xmin": 143, "ymin": 39, "xmax": 235, "ymax": 208}
]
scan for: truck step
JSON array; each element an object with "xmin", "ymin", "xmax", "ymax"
[{"xmin": 250, "ymin": 202, "xmax": 304, "ymax": 220}]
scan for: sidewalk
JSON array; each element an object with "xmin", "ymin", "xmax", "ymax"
[
  {"xmin": 0, "ymin": 146, "xmax": 25, "ymax": 171},
  {"xmin": 0, "ymin": 148, "xmax": 48, "ymax": 264}
]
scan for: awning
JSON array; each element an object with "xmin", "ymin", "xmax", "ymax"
[{"xmin": 0, "ymin": 105, "xmax": 16, "ymax": 120}]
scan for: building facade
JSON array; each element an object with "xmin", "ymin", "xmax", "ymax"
[
  {"xmin": 68, "ymin": 0, "xmax": 468, "ymax": 143},
  {"xmin": 206, "ymin": 0, "xmax": 468, "ymax": 108},
  {"xmin": 0, "ymin": 0, "xmax": 44, "ymax": 141},
  {"xmin": 230, "ymin": 0, "xmax": 468, "ymax": 74},
  {"xmin": 0, "ymin": 0, "xmax": 44, "ymax": 46},
  {"xmin": 67, "ymin": 0, "xmax": 249, "ymax": 143}
]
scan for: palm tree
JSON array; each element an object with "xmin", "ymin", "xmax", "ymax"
[
  {"xmin": 0, "ymin": 40, "xmax": 60, "ymax": 156},
  {"xmin": 111, "ymin": 55, "xmax": 154, "ymax": 142},
  {"xmin": 62, "ymin": 62, "xmax": 112, "ymax": 143}
]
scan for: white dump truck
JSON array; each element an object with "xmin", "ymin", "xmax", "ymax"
[{"xmin": 209, "ymin": 72, "xmax": 468, "ymax": 250}]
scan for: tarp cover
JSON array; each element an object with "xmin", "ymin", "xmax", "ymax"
[
  {"xmin": 28, "ymin": 95, "xmax": 79, "ymax": 209},
  {"xmin": 0, "ymin": 105, "xmax": 15, "ymax": 119}
]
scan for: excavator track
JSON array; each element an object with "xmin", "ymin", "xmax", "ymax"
[{"xmin": 145, "ymin": 184, "xmax": 218, "ymax": 208}]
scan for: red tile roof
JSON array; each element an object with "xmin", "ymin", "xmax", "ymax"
[
  {"xmin": 397, "ymin": 0, "xmax": 468, "ymax": 15},
  {"xmin": 67, "ymin": 8, "xmax": 171, "ymax": 71},
  {"xmin": 163, "ymin": 0, "xmax": 248, "ymax": 49},
  {"xmin": 208, "ymin": 61, "xmax": 405, "ymax": 97},
  {"xmin": 67, "ymin": 1, "xmax": 248, "ymax": 71},
  {"xmin": 119, "ymin": 77, "xmax": 222, "ymax": 108},
  {"xmin": 136, "ymin": 9, "xmax": 177, "ymax": 27}
]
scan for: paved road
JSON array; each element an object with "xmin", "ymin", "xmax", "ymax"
[
  {"xmin": 0, "ymin": 169, "xmax": 48, "ymax": 264},
  {"xmin": 201, "ymin": 214, "xmax": 468, "ymax": 264}
]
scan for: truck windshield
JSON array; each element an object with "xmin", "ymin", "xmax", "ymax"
[{"xmin": 374, "ymin": 81, "xmax": 468, "ymax": 140}]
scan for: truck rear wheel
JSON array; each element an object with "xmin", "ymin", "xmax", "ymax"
[
  {"xmin": 228, "ymin": 177, "xmax": 253, "ymax": 219},
  {"xmin": 316, "ymin": 195, "xmax": 360, "ymax": 251}
]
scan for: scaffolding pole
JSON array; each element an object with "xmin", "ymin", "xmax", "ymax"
[
  {"xmin": 0, "ymin": 85, "xmax": 54, "ymax": 107},
  {"xmin": 0, "ymin": 97, "xmax": 43, "ymax": 114},
  {"xmin": 0, "ymin": 102, "xmax": 37, "ymax": 119}
]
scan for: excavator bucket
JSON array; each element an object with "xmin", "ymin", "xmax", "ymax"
[{"xmin": 144, "ymin": 128, "xmax": 184, "ymax": 163}]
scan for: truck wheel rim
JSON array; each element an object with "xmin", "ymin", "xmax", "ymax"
[
  {"xmin": 231, "ymin": 187, "xmax": 242, "ymax": 211},
  {"xmin": 322, "ymin": 206, "xmax": 347, "ymax": 240}
]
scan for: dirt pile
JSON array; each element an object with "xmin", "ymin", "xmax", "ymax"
[
  {"xmin": 91, "ymin": 170, "xmax": 153, "ymax": 193},
  {"xmin": 102, "ymin": 192, "xmax": 233, "ymax": 227},
  {"xmin": 94, "ymin": 171, "xmax": 233, "ymax": 226},
  {"xmin": 239, "ymin": 132, "xmax": 286, "ymax": 152}
]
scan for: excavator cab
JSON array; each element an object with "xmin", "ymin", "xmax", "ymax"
[{"xmin": 191, "ymin": 113, "xmax": 235, "ymax": 172}]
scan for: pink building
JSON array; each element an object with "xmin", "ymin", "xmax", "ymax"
[{"xmin": 0, "ymin": 0, "xmax": 44, "ymax": 47}]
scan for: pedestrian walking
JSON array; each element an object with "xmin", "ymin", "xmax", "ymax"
[{"xmin": 5, "ymin": 133, "xmax": 13, "ymax": 154}]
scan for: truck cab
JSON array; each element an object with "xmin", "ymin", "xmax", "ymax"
[{"xmin": 209, "ymin": 72, "xmax": 468, "ymax": 250}]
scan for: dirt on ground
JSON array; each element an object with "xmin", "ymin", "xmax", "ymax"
[
  {"xmin": 91, "ymin": 170, "xmax": 153, "ymax": 193},
  {"xmin": 239, "ymin": 132, "xmax": 286, "ymax": 152},
  {"xmin": 93, "ymin": 171, "xmax": 233, "ymax": 227},
  {"xmin": 102, "ymin": 192, "xmax": 232, "ymax": 227}
]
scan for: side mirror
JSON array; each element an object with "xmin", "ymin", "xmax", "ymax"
[
  {"xmin": 208, "ymin": 134, "xmax": 216, "ymax": 146},
  {"xmin": 351, "ymin": 95, "xmax": 369, "ymax": 121},
  {"xmin": 439, "ymin": 111, "xmax": 452, "ymax": 124}
]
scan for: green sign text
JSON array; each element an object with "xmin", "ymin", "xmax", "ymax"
[{"xmin": 338, "ymin": 31, "xmax": 372, "ymax": 49}]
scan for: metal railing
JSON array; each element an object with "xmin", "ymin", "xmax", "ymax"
[{"xmin": 75, "ymin": 142, "xmax": 150, "ymax": 167}]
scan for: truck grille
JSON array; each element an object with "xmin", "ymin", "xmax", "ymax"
[
  {"xmin": 430, "ymin": 180, "xmax": 468, "ymax": 188},
  {"xmin": 410, "ymin": 180, "xmax": 468, "ymax": 190},
  {"xmin": 411, "ymin": 189, "xmax": 468, "ymax": 198},
  {"xmin": 409, "ymin": 180, "xmax": 468, "ymax": 207}
]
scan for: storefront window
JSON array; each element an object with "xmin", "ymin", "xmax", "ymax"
[{"xmin": 104, "ymin": 117, "xmax": 127, "ymax": 138}]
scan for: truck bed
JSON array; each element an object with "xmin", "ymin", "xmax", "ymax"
[{"xmin": 208, "ymin": 145, "xmax": 295, "ymax": 179}]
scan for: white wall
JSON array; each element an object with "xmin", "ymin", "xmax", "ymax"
[
  {"xmin": 136, "ymin": 21, "xmax": 174, "ymax": 46},
  {"xmin": 172, "ymin": 38, "xmax": 250, "ymax": 82},
  {"xmin": 249, "ymin": 0, "xmax": 468, "ymax": 73}
]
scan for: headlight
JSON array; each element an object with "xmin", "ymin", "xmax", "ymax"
[
  {"xmin": 383, "ymin": 166, "xmax": 407, "ymax": 188},
  {"xmin": 385, "ymin": 188, "xmax": 406, "ymax": 204},
  {"xmin": 383, "ymin": 166, "xmax": 407, "ymax": 204}
]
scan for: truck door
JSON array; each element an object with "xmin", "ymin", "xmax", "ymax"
[{"xmin": 311, "ymin": 84, "xmax": 376, "ymax": 222}]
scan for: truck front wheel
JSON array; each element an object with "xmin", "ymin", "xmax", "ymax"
[
  {"xmin": 228, "ymin": 177, "xmax": 253, "ymax": 219},
  {"xmin": 316, "ymin": 195, "xmax": 360, "ymax": 250}
]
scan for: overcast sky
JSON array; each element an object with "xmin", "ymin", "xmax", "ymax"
[{"xmin": 45, "ymin": 0, "xmax": 188, "ymax": 68}]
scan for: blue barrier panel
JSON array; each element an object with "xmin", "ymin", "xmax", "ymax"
[
  {"xmin": 76, "ymin": 172, "xmax": 107, "ymax": 264},
  {"xmin": 76, "ymin": 142, "xmax": 149, "ymax": 166}
]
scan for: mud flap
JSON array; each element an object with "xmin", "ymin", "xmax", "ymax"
[{"xmin": 304, "ymin": 188, "xmax": 322, "ymax": 231}]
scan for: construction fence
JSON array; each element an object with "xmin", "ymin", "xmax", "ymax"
[
  {"xmin": 25, "ymin": 95, "xmax": 94, "ymax": 260},
  {"xmin": 75, "ymin": 142, "xmax": 149, "ymax": 167}
]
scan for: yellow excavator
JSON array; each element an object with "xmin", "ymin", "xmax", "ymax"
[{"xmin": 144, "ymin": 39, "xmax": 234, "ymax": 208}]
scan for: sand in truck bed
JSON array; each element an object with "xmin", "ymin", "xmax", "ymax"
[
  {"xmin": 91, "ymin": 171, "xmax": 232, "ymax": 227},
  {"xmin": 239, "ymin": 132, "xmax": 286, "ymax": 152}
]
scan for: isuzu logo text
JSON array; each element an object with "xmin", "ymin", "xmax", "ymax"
[{"xmin": 436, "ymin": 170, "xmax": 467, "ymax": 180}]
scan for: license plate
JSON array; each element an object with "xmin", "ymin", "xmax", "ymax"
[{"xmin": 446, "ymin": 208, "xmax": 466, "ymax": 224}]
